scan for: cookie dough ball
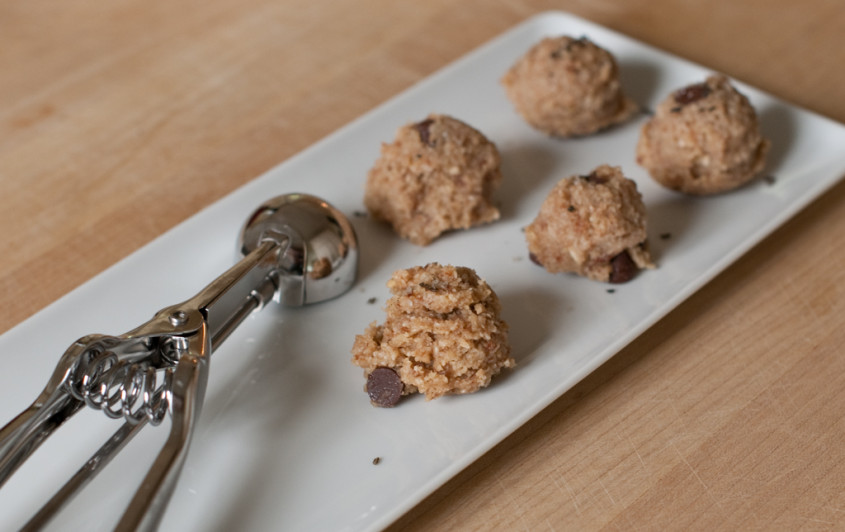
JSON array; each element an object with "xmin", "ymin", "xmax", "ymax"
[
  {"xmin": 351, "ymin": 263, "xmax": 514, "ymax": 406},
  {"xmin": 501, "ymin": 36, "xmax": 638, "ymax": 137},
  {"xmin": 636, "ymin": 74, "xmax": 769, "ymax": 195},
  {"xmin": 364, "ymin": 114, "xmax": 502, "ymax": 246},
  {"xmin": 525, "ymin": 165, "xmax": 654, "ymax": 283}
]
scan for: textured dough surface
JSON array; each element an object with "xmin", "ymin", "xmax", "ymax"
[
  {"xmin": 501, "ymin": 35, "xmax": 638, "ymax": 137},
  {"xmin": 525, "ymin": 165, "xmax": 654, "ymax": 283},
  {"xmin": 364, "ymin": 114, "xmax": 502, "ymax": 245},
  {"xmin": 636, "ymin": 74, "xmax": 769, "ymax": 195},
  {"xmin": 351, "ymin": 263, "xmax": 514, "ymax": 401}
]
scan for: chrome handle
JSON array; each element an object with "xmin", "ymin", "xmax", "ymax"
[{"xmin": 0, "ymin": 193, "xmax": 358, "ymax": 531}]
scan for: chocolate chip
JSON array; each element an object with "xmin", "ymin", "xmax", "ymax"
[
  {"xmin": 528, "ymin": 252, "xmax": 543, "ymax": 266},
  {"xmin": 608, "ymin": 250, "xmax": 637, "ymax": 284},
  {"xmin": 412, "ymin": 118, "xmax": 435, "ymax": 146},
  {"xmin": 670, "ymin": 106, "xmax": 682, "ymax": 113},
  {"xmin": 567, "ymin": 205, "xmax": 576, "ymax": 212},
  {"xmin": 674, "ymin": 82, "xmax": 711, "ymax": 105},
  {"xmin": 419, "ymin": 282, "xmax": 440, "ymax": 292},
  {"xmin": 582, "ymin": 171, "xmax": 607, "ymax": 184},
  {"xmin": 367, "ymin": 297, "xmax": 377, "ymax": 304},
  {"xmin": 567, "ymin": 36, "xmax": 588, "ymax": 51},
  {"xmin": 367, "ymin": 367, "xmax": 403, "ymax": 407},
  {"xmin": 551, "ymin": 37, "xmax": 587, "ymax": 59}
]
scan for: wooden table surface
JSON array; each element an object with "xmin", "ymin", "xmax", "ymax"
[{"xmin": 2, "ymin": 1, "xmax": 845, "ymax": 529}]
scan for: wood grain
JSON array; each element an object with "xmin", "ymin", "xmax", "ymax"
[{"xmin": 1, "ymin": 0, "xmax": 844, "ymax": 529}]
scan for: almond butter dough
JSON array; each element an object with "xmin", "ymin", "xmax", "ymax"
[
  {"xmin": 364, "ymin": 114, "xmax": 502, "ymax": 246},
  {"xmin": 525, "ymin": 165, "xmax": 654, "ymax": 283},
  {"xmin": 501, "ymin": 36, "xmax": 638, "ymax": 137},
  {"xmin": 636, "ymin": 74, "xmax": 769, "ymax": 195},
  {"xmin": 351, "ymin": 263, "xmax": 513, "ymax": 403}
]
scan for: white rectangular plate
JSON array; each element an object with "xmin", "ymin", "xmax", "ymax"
[{"xmin": 2, "ymin": 11, "xmax": 845, "ymax": 531}]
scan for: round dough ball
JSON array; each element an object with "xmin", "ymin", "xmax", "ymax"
[
  {"xmin": 364, "ymin": 114, "xmax": 502, "ymax": 246},
  {"xmin": 501, "ymin": 35, "xmax": 638, "ymax": 137},
  {"xmin": 525, "ymin": 165, "xmax": 654, "ymax": 283},
  {"xmin": 636, "ymin": 74, "xmax": 769, "ymax": 195},
  {"xmin": 351, "ymin": 263, "xmax": 514, "ymax": 403}
]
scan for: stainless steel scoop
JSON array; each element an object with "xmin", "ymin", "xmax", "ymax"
[{"xmin": 0, "ymin": 193, "xmax": 358, "ymax": 530}]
